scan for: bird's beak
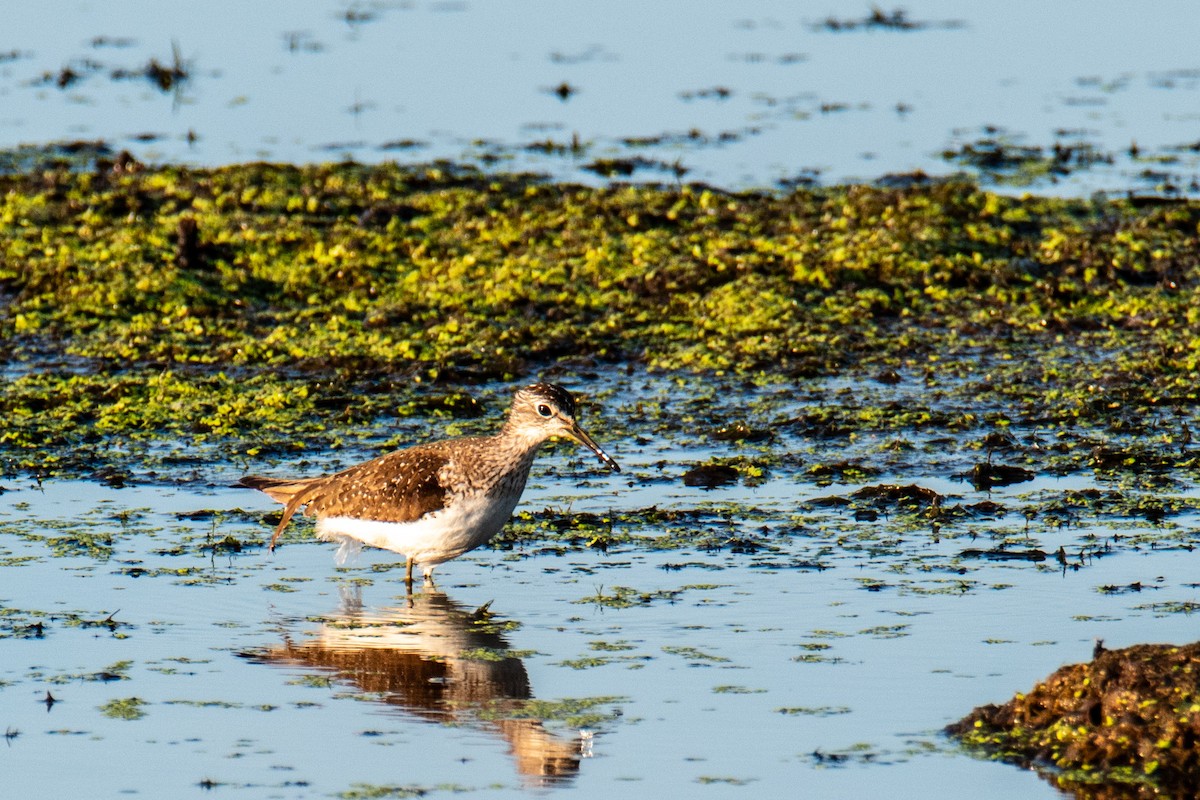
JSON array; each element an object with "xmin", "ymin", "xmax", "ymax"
[{"xmin": 565, "ymin": 421, "xmax": 621, "ymax": 473}]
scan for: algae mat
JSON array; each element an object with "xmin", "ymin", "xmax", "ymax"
[{"xmin": 1, "ymin": 162, "xmax": 1199, "ymax": 483}]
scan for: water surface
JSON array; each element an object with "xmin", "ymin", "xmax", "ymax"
[
  {"xmin": 4, "ymin": 430, "xmax": 1199, "ymax": 797},
  {"xmin": 2, "ymin": 1, "xmax": 1198, "ymax": 193}
]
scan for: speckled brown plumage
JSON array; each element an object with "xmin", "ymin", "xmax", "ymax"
[
  {"xmin": 239, "ymin": 448, "xmax": 452, "ymax": 547},
  {"xmin": 238, "ymin": 382, "xmax": 620, "ymax": 584}
]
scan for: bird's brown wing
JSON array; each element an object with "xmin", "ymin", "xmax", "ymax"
[
  {"xmin": 239, "ymin": 449, "xmax": 451, "ymax": 550},
  {"xmin": 303, "ymin": 449, "xmax": 451, "ymax": 524}
]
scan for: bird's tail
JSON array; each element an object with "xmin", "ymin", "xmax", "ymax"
[
  {"xmin": 237, "ymin": 475, "xmax": 324, "ymax": 551},
  {"xmin": 237, "ymin": 475, "xmax": 310, "ymax": 504}
]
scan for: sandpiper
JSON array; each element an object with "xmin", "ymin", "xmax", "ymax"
[{"xmin": 238, "ymin": 383, "xmax": 620, "ymax": 584}]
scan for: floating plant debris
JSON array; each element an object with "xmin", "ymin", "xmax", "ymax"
[
  {"xmin": 969, "ymin": 463, "xmax": 1035, "ymax": 490},
  {"xmin": 682, "ymin": 464, "xmax": 740, "ymax": 489},
  {"xmin": 814, "ymin": 7, "xmax": 964, "ymax": 32}
]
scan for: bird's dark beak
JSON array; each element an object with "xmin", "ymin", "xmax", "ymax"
[{"xmin": 566, "ymin": 422, "xmax": 621, "ymax": 473}]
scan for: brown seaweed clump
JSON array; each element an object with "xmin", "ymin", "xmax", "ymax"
[{"xmin": 947, "ymin": 642, "xmax": 1200, "ymax": 798}]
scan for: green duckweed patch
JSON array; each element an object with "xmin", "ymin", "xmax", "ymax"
[
  {"xmin": 588, "ymin": 639, "xmax": 636, "ymax": 652},
  {"xmin": 40, "ymin": 659, "xmax": 132, "ymax": 684},
  {"xmin": 336, "ymin": 784, "xmax": 475, "ymax": 799},
  {"xmin": 776, "ymin": 705, "xmax": 852, "ymax": 716},
  {"xmin": 662, "ymin": 645, "xmax": 731, "ymax": 664},
  {"xmin": 572, "ymin": 585, "xmax": 687, "ymax": 608},
  {"xmin": 457, "ymin": 646, "xmax": 539, "ymax": 662},
  {"xmin": 476, "ymin": 695, "xmax": 627, "ymax": 730},
  {"xmin": 556, "ymin": 639, "xmax": 653, "ymax": 670},
  {"xmin": 1, "ymin": 162, "xmax": 1199, "ymax": 486},
  {"xmin": 99, "ymin": 696, "xmax": 148, "ymax": 720},
  {"xmin": 556, "ymin": 655, "xmax": 616, "ymax": 670},
  {"xmin": 695, "ymin": 775, "xmax": 756, "ymax": 785}
]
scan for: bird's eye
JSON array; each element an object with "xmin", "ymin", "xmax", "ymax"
[{"xmin": 537, "ymin": 403, "xmax": 553, "ymax": 417}]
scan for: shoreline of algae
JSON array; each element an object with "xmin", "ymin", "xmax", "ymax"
[{"xmin": 0, "ymin": 160, "xmax": 1198, "ymax": 482}]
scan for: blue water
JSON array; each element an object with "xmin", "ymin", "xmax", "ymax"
[
  {"xmin": 3, "ymin": 459, "xmax": 1199, "ymax": 797},
  {"xmin": 1, "ymin": 0, "xmax": 1198, "ymax": 192}
]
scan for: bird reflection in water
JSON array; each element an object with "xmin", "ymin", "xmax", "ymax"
[{"xmin": 244, "ymin": 588, "xmax": 582, "ymax": 787}]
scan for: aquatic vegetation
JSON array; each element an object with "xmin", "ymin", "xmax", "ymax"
[
  {"xmin": 588, "ymin": 639, "xmax": 636, "ymax": 651},
  {"xmin": 573, "ymin": 585, "xmax": 688, "ymax": 608},
  {"xmin": 695, "ymin": 775, "xmax": 756, "ymax": 785},
  {"xmin": 662, "ymin": 645, "xmax": 730, "ymax": 664},
  {"xmin": 0, "ymin": 163, "xmax": 1198, "ymax": 487},
  {"xmin": 99, "ymin": 696, "xmax": 148, "ymax": 720},
  {"xmin": 948, "ymin": 642, "xmax": 1200, "ymax": 796},
  {"xmin": 805, "ymin": 742, "xmax": 892, "ymax": 767},
  {"xmin": 457, "ymin": 646, "xmax": 539, "ymax": 662},
  {"xmin": 942, "ymin": 132, "xmax": 1114, "ymax": 187},
  {"xmin": 815, "ymin": 7, "xmax": 963, "ymax": 32},
  {"xmin": 336, "ymin": 784, "xmax": 448, "ymax": 800},
  {"xmin": 857, "ymin": 624, "xmax": 911, "ymax": 639},
  {"xmin": 776, "ymin": 705, "xmax": 851, "ymax": 716},
  {"xmin": 556, "ymin": 655, "xmax": 615, "ymax": 670},
  {"xmin": 43, "ymin": 660, "xmax": 131, "ymax": 684},
  {"xmin": 482, "ymin": 695, "xmax": 626, "ymax": 729}
]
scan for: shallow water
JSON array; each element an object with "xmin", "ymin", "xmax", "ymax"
[
  {"xmin": 1, "ymin": 1, "xmax": 1198, "ymax": 193},
  {"xmin": 4, "ymin": 436, "xmax": 1200, "ymax": 798}
]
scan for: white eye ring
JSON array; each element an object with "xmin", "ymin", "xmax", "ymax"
[{"xmin": 537, "ymin": 403, "xmax": 553, "ymax": 417}]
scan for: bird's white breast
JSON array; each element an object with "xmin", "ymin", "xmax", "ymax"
[{"xmin": 315, "ymin": 489, "xmax": 523, "ymax": 566}]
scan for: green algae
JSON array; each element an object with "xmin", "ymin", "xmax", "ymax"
[
  {"xmin": 0, "ymin": 604, "xmax": 129, "ymax": 639},
  {"xmin": 99, "ymin": 696, "xmax": 147, "ymax": 720},
  {"xmin": 572, "ymin": 585, "xmax": 687, "ymax": 608},
  {"xmin": 1, "ymin": 162, "xmax": 1199, "ymax": 484},
  {"xmin": 695, "ymin": 775, "xmax": 755, "ymax": 785},
  {"xmin": 457, "ymin": 646, "xmax": 539, "ymax": 662},
  {"xmin": 336, "ymin": 784, "xmax": 443, "ymax": 799},
  {"xmin": 776, "ymin": 705, "xmax": 851, "ymax": 716},
  {"xmin": 336, "ymin": 783, "xmax": 479, "ymax": 799},
  {"xmin": 556, "ymin": 655, "xmax": 616, "ymax": 670},
  {"xmin": 588, "ymin": 639, "xmax": 636, "ymax": 652},
  {"xmin": 661, "ymin": 645, "xmax": 730, "ymax": 664},
  {"xmin": 475, "ymin": 695, "xmax": 626, "ymax": 729}
]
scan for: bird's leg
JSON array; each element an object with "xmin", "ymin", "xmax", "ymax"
[
  {"xmin": 268, "ymin": 521, "xmax": 285, "ymax": 552},
  {"xmin": 405, "ymin": 556, "xmax": 414, "ymax": 587},
  {"xmin": 268, "ymin": 493, "xmax": 308, "ymax": 552}
]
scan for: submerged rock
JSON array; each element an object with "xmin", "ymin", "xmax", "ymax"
[{"xmin": 948, "ymin": 642, "xmax": 1200, "ymax": 797}]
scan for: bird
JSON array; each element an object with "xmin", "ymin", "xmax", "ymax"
[{"xmin": 238, "ymin": 382, "xmax": 620, "ymax": 585}]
